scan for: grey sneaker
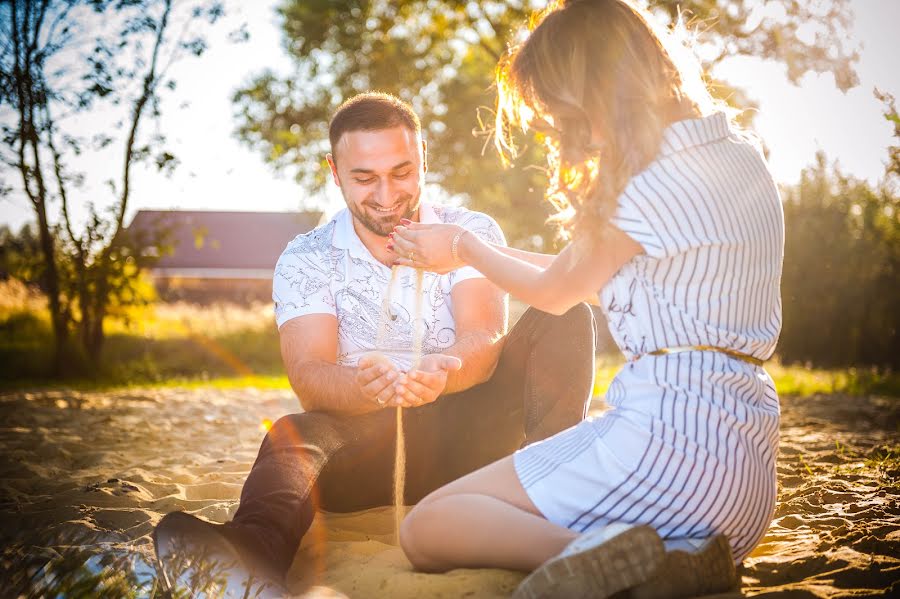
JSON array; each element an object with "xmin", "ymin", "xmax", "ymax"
[
  {"xmin": 627, "ymin": 534, "xmax": 739, "ymax": 599},
  {"xmin": 153, "ymin": 511, "xmax": 287, "ymax": 598},
  {"xmin": 513, "ymin": 524, "xmax": 666, "ymax": 599}
]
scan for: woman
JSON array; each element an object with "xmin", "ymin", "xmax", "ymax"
[{"xmin": 389, "ymin": 1, "xmax": 783, "ymax": 597}]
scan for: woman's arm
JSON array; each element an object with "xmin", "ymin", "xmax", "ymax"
[
  {"xmin": 391, "ymin": 223, "xmax": 642, "ymax": 315},
  {"xmin": 492, "ymin": 245, "xmax": 556, "ymax": 269},
  {"xmin": 488, "ymin": 244, "xmax": 607, "ymax": 306}
]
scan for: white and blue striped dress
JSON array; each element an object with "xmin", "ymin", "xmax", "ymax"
[{"xmin": 513, "ymin": 112, "xmax": 784, "ymax": 562}]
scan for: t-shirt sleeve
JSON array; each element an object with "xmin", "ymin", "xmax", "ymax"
[
  {"xmin": 609, "ymin": 166, "xmax": 691, "ymax": 259},
  {"xmin": 448, "ymin": 211, "xmax": 507, "ymax": 289},
  {"xmin": 272, "ymin": 248, "xmax": 336, "ymax": 329}
]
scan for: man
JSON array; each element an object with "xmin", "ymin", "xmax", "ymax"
[{"xmin": 153, "ymin": 92, "xmax": 595, "ymax": 595}]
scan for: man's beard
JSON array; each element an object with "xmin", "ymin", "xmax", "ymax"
[{"xmin": 347, "ymin": 191, "xmax": 419, "ymax": 237}]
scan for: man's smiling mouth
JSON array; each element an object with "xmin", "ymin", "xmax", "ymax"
[{"xmin": 372, "ymin": 202, "xmax": 402, "ymax": 213}]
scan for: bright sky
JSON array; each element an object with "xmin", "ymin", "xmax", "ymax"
[{"xmin": 1, "ymin": 0, "xmax": 898, "ymax": 234}]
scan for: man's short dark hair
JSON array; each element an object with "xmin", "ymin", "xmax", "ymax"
[{"xmin": 328, "ymin": 92, "xmax": 421, "ymax": 158}]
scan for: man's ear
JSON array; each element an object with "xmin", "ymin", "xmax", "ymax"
[
  {"xmin": 325, "ymin": 153, "xmax": 341, "ymax": 187},
  {"xmin": 421, "ymin": 139, "xmax": 428, "ymax": 174}
]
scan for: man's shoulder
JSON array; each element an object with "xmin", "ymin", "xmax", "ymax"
[
  {"xmin": 279, "ymin": 214, "xmax": 340, "ymax": 261},
  {"xmin": 429, "ymin": 204, "xmax": 506, "ymax": 246}
]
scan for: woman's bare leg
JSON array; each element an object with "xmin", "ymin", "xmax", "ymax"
[{"xmin": 399, "ymin": 455, "xmax": 577, "ymax": 572}]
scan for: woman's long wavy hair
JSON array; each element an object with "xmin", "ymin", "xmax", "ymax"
[{"xmin": 496, "ymin": 0, "xmax": 720, "ymax": 243}]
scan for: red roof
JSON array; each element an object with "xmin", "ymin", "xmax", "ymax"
[{"xmin": 127, "ymin": 209, "xmax": 322, "ymax": 270}]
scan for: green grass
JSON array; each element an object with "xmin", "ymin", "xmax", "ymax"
[
  {"xmin": 0, "ymin": 287, "xmax": 287, "ymax": 390},
  {"xmin": 766, "ymin": 362, "xmax": 900, "ymax": 396},
  {"xmin": 590, "ymin": 357, "xmax": 900, "ymax": 399},
  {"xmin": 826, "ymin": 441, "xmax": 900, "ymax": 485}
]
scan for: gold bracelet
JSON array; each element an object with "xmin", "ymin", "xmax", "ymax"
[{"xmin": 451, "ymin": 229, "xmax": 468, "ymax": 263}]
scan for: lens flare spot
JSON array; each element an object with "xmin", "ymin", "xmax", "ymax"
[{"xmin": 260, "ymin": 418, "xmax": 273, "ymax": 432}]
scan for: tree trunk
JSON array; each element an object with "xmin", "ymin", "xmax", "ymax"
[
  {"xmin": 34, "ymin": 205, "xmax": 68, "ymax": 375},
  {"xmin": 84, "ymin": 282, "xmax": 107, "ymax": 364}
]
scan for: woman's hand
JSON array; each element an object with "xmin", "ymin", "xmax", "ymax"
[{"xmin": 389, "ymin": 220, "xmax": 467, "ymax": 274}]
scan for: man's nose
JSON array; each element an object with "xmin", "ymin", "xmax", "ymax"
[{"xmin": 375, "ymin": 177, "xmax": 399, "ymax": 205}]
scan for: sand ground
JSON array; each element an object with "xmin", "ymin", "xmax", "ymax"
[{"xmin": 0, "ymin": 387, "xmax": 897, "ymax": 597}]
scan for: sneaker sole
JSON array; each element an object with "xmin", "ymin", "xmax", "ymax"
[{"xmin": 513, "ymin": 525, "xmax": 666, "ymax": 599}]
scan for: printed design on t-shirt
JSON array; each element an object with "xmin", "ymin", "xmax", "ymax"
[
  {"xmin": 427, "ymin": 324, "xmax": 456, "ymax": 349},
  {"xmin": 428, "ymin": 277, "xmax": 448, "ymax": 311},
  {"xmin": 349, "ymin": 254, "xmax": 389, "ymax": 298},
  {"xmin": 334, "ymin": 285, "xmax": 443, "ymax": 363},
  {"xmin": 283, "ymin": 220, "xmax": 335, "ymax": 256},
  {"xmin": 274, "ymin": 221, "xmax": 340, "ymax": 318},
  {"xmin": 431, "ymin": 205, "xmax": 505, "ymax": 245},
  {"xmin": 274, "ymin": 259, "xmax": 331, "ymax": 311},
  {"xmin": 335, "ymin": 286, "xmax": 387, "ymax": 354}
]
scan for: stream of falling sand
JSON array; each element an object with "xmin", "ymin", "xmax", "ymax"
[{"xmin": 376, "ymin": 266, "xmax": 425, "ymax": 543}]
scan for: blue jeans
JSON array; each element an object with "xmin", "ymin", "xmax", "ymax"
[{"xmin": 225, "ymin": 305, "xmax": 596, "ymax": 578}]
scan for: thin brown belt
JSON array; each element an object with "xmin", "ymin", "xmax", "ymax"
[{"xmin": 634, "ymin": 345, "xmax": 765, "ymax": 366}]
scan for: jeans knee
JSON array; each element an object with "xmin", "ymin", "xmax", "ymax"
[
  {"xmin": 530, "ymin": 302, "xmax": 594, "ymax": 352},
  {"xmin": 267, "ymin": 414, "xmax": 299, "ymax": 439},
  {"xmin": 560, "ymin": 301, "xmax": 594, "ymax": 331},
  {"xmin": 262, "ymin": 413, "xmax": 322, "ymax": 451}
]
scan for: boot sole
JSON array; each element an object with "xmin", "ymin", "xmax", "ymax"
[
  {"xmin": 629, "ymin": 534, "xmax": 739, "ymax": 599},
  {"xmin": 153, "ymin": 511, "xmax": 285, "ymax": 596},
  {"xmin": 513, "ymin": 525, "xmax": 666, "ymax": 599}
]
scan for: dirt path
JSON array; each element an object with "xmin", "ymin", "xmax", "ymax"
[
  {"xmin": 740, "ymin": 393, "xmax": 899, "ymax": 597},
  {"xmin": 0, "ymin": 388, "xmax": 897, "ymax": 597}
]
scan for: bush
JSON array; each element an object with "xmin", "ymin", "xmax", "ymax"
[{"xmin": 779, "ymin": 155, "xmax": 899, "ymax": 369}]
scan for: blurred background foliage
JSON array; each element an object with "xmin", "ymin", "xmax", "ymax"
[
  {"xmin": 780, "ymin": 153, "xmax": 899, "ymax": 370},
  {"xmin": 232, "ymin": 0, "xmax": 858, "ymax": 249}
]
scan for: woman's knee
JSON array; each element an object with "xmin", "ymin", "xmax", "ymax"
[{"xmin": 399, "ymin": 503, "xmax": 445, "ymax": 572}]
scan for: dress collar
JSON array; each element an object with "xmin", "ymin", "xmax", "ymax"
[{"xmin": 658, "ymin": 112, "xmax": 731, "ymax": 157}]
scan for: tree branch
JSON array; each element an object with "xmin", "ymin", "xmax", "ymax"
[
  {"xmin": 116, "ymin": 0, "xmax": 172, "ymax": 236},
  {"xmin": 42, "ymin": 98, "xmax": 80, "ymax": 250},
  {"xmin": 10, "ymin": 0, "xmax": 39, "ymax": 206}
]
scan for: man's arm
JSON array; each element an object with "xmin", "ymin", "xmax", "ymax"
[
  {"xmin": 279, "ymin": 314, "xmax": 399, "ymax": 414},
  {"xmin": 440, "ymin": 277, "xmax": 507, "ymax": 393}
]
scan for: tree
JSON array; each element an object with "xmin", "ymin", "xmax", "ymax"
[
  {"xmin": 0, "ymin": 0, "xmax": 223, "ymax": 373},
  {"xmin": 0, "ymin": 222, "xmax": 44, "ymax": 294},
  {"xmin": 232, "ymin": 0, "xmax": 859, "ymax": 249},
  {"xmin": 875, "ymin": 88, "xmax": 900, "ymax": 182}
]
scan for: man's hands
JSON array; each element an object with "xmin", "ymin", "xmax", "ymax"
[
  {"xmin": 394, "ymin": 354, "xmax": 462, "ymax": 408},
  {"xmin": 357, "ymin": 352, "xmax": 462, "ymax": 409},
  {"xmin": 357, "ymin": 352, "xmax": 401, "ymax": 407}
]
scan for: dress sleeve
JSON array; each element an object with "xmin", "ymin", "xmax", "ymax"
[
  {"xmin": 448, "ymin": 211, "xmax": 507, "ymax": 289},
  {"xmin": 272, "ymin": 248, "xmax": 336, "ymax": 329},
  {"xmin": 609, "ymin": 165, "xmax": 692, "ymax": 259}
]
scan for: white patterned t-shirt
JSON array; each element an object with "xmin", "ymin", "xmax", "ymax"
[{"xmin": 272, "ymin": 202, "xmax": 506, "ymax": 370}]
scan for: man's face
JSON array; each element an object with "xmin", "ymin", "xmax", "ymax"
[{"xmin": 327, "ymin": 126, "xmax": 426, "ymax": 238}]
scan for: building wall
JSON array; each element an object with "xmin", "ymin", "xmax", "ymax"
[{"xmin": 153, "ymin": 276, "xmax": 272, "ymax": 304}]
